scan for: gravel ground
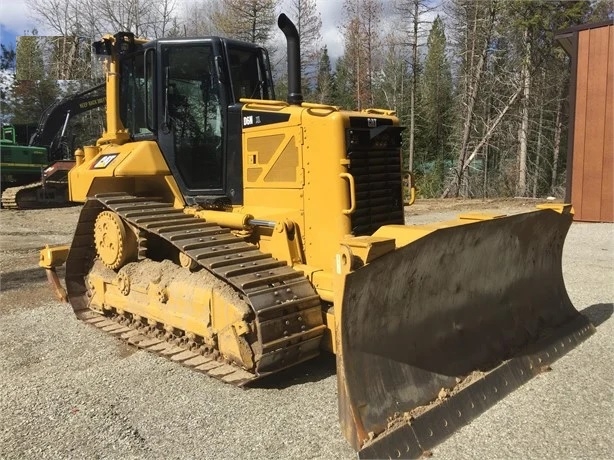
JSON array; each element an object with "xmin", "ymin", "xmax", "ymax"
[{"xmin": 0, "ymin": 200, "xmax": 612, "ymax": 460}]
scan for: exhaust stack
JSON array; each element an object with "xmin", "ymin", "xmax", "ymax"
[{"xmin": 278, "ymin": 14, "xmax": 303, "ymax": 105}]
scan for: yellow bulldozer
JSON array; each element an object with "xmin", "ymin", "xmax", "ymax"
[{"xmin": 40, "ymin": 14, "xmax": 594, "ymax": 458}]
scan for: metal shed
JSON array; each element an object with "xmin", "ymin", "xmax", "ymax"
[{"xmin": 557, "ymin": 21, "xmax": 613, "ymax": 222}]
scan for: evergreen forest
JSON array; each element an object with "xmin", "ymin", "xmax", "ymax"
[{"xmin": 1, "ymin": 0, "xmax": 612, "ymax": 198}]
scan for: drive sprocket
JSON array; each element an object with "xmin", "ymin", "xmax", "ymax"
[{"xmin": 94, "ymin": 210, "xmax": 137, "ymax": 270}]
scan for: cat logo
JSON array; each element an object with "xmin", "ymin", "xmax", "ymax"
[
  {"xmin": 92, "ymin": 153, "xmax": 119, "ymax": 169},
  {"xmin": 367, "ymin": 118, "xmax": 377, "ymax": 128}
]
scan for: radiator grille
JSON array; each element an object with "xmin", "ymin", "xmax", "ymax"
[{"xmin": 347, "ymin": 148, "xmax": 404, "ymax": 236}]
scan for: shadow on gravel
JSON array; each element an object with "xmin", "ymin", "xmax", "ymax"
[
  {"xmin": 582, "ymin": 303, "xmax": 613, "ymax": 327},
  {"xmin": 251, "ymin": 304, "xmax": 614, "ymax": 390},
  {"xmin": 0, "ymin": 267, "xmax": 48, "ymax": 291},
  {"xmin": 250, "ymin": 353, "xmax": 337, "ymax": 389}
]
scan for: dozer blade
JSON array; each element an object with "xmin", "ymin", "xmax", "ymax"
[{"xmin": 336, "ymin": 208, "xmax": 595, "ymax": 458}]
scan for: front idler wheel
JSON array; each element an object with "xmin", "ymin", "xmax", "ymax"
[{"xmin": 94, "ymin": 211, "xmax": 138, "ymax": 270}]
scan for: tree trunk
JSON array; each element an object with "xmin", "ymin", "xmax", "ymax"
[
  {"xmin": 532, "ymin": 103, "xmax": 543, "ymax": 198},
  {"xmin": 551, "ymin": 90, "xmax": 564, "ymax": 193},
  {"xmin": 532, "ymin": 69, "xmax": 546, "ymax": 198},
  {"xmin": 518, "ymin": 26, "xmax": 531, "ymax": 197},
  {"xmin": 483, "ymin": 105, "xmax": 491, "ymax": 199},
  {"xmin": 408, "ymin": 0, "xmax": 419, "ymax": 172}
]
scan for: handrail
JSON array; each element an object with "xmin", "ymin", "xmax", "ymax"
[{"xmin": 339, "ymin": 173, "xmax": 356, "ymax": 215}]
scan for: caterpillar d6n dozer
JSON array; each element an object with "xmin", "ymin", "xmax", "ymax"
[{"xmin": 40, "ymin": 15, "xmax": 595, "ymax": 458}]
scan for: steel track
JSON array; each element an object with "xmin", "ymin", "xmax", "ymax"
[{"xmin": 66, "ymin": 193, "xmax": 326, "ymax": 385}]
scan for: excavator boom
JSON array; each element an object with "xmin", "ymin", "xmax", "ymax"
[{"xmin": 30, "ymin": 83, "xmax": 106, "ymax": 162}]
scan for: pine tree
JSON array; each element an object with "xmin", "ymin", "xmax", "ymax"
[
  {"xmin": 373, "ymin": 32, "xmax": 409, "ymax": 111},
  {"xmin": 15, "ymin": 32, "xmax": 45, "ymax": 81},
  {"xmin": 332, "ymin": 55, "xmax": 356, "ymax": 109},
  {"xmin": 12, "ymin": 31, "xmax": 59, "ymax": 125},
  {"xmin": 417, "ymin": 15, "xmax": 453, "ymax": 195},
  {"xmin": 443, "ymin": 0, "xmax": 499, "ymax": 197},
  {"xmin": 394, "ymin": 0, "xmax": 432, "ymax": 173},
  {"xmin": 314, "ymin": 46, "xmax": 335, "ymax": 104},
  {"xmin": 504, "ymin": 0, "xmax": 591, "ymax": 197},
  {"xmin": 0, "ymin": 45, "xmax": 16, "ymax": 71}
]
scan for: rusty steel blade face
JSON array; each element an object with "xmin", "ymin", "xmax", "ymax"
[
  {"xmin": 337, "ymin": 209, "xmax": 592, "ymax": 451},
  {"xmin": 356, "ymin": 315, "xmax": 594, "ymax": 459}
]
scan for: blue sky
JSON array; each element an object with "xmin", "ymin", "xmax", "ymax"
[{"xmin": 1, "ymin": 25, "xmax": 17, "ymax": 52}]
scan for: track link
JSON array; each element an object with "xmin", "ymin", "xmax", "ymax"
[
  {"xmin": 80, "ymin": 309, "xmax": 257, "ymax": 385},
  {"xmin": 66, "ymin": 193, "xmax": 326, "ymax": 385}
]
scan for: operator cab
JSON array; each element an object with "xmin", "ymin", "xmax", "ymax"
[{"xmin": 110, "ymin": 33, "xmax": 275, "ymax": 206}]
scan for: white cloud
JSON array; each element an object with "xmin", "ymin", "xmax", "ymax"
[
  {"xmin": 314, "ymin": 0, "xmax": 345, "ymax": 59},
  {"xmin": 1, "ymin": 0, "xmax": 440, "ymax": 61},
  {"xmin": 0, "ymin": 0, "xmax": 48, "ymax": 40}
]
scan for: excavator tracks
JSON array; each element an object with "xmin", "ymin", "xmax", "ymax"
[
  {"xmin": 66, "ymin": 193, "xmax": 326, "ymax": 385},
  {"xmin": 1, "ymin": 182, "xmax": 69, "ymax": 209},
  {"xmin": 1, "ymin": 182, "xmax": 40, "ymax": 209}
]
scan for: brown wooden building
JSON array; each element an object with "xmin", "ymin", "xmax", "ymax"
[{"xmin": 557, "ymin": 22, "xmax": 613, "ymax": 222}]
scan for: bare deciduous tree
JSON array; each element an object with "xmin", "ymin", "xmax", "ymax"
[
  {"xmin": 212, "ymin": 0, "xmax": 278, "ymax": 45},
  {"xmin": 28, "ymin": 0, "xmax": 178, "ymax": 39},
  {"xmin": 443, "ymin": 0, "xmax": 498, "ymax": 197},
  {"xmin": 175, "ymin": 0, "xmax": 221, "ymax": 37},
  {"xmin": 286, "ymin": 0, "xmax": 322, "ymax": 94},
  {"xmin": 341, "ymin": 0, "xmax": 382, "ymax": 110}
]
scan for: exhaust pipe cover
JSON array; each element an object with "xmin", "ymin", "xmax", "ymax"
[{"xmin": 278, "ymin": 14, "xmax": 303, "ymax": 105}]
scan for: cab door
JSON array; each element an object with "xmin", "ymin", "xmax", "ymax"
[{"xmin": 157, "ymin": 39, "xmax": 230, "ymax": 202}]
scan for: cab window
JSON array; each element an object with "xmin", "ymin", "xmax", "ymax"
[
  {"xmin": 163, "ymin": 44, "xmax": 223, "ymax": 190},
  {"xmin": 227, "ymin": 47, "xmax": 273, "ymax": 102},
  {"xmin": 120, "ymin": 52, "xmax": 153, "ymax": 136}
]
